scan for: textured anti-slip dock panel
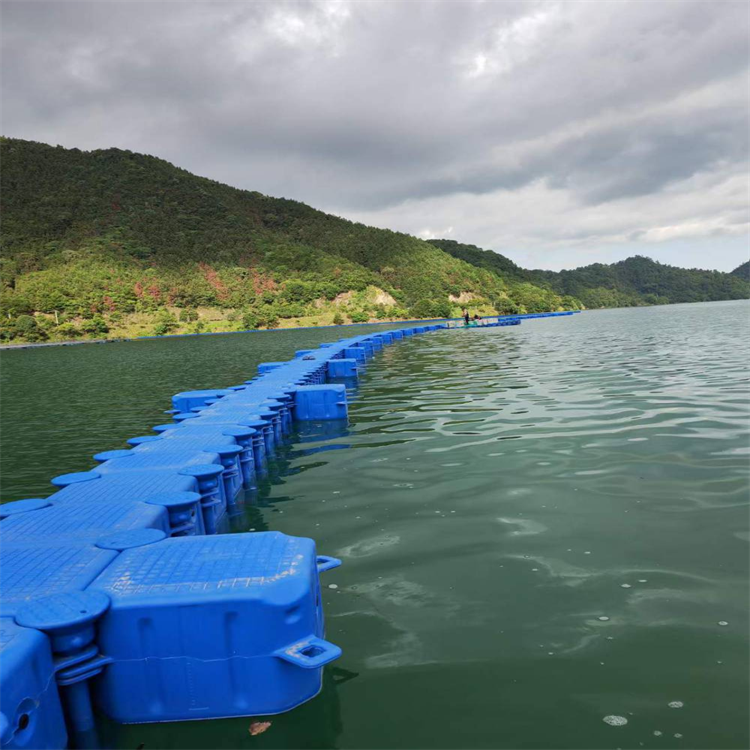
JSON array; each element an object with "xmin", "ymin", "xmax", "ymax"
[
  {"xmin": 135, "ymin": 435, "xmax": 236, "ymax": 452},
  {"xmin": 181, "ymin": 413, "xmax": 266, "ymax": 425},
  {"xmin": 92, "ymin": 532, "xmax": 314, "ymax": 604},
  {"xmin": 0, "ymin": 543, "xmax": 117, "ymax": 616},
  {"xmin": 172, "ymin": 389, "xmax": 235, "ymax": 412},
  {"xmin": 156, "ymin": 424, "xmax": 246, "ymax": 437},
  {"xmin": 221, "ymin": 392, "xmax": 292, "ymax": 403},
  {"xmin": 96, "ymin": 450, "xmax": 221, "ymax": 474},
  {"xmin": 50, "ymin": 471, "xmax": 198, "ymax": 505},
  {"xmin": 209, "ymin": 391, "xmax": 278, "ymax": 402},
  {"xmin": 1, "ymin": 501, "xmax": 170, "ymax": 544},
  {"xmin": 0, "ymin": 618, "xmax": 67, "ymax": 750}
]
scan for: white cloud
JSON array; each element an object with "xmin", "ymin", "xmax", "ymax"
[
  {"xmin": 464, "ymin": 3, "xmax": 562, "ymax": 78},
  {"xmin": 417, "ymin": 226, "xmax": 454, "ymax": 240},
  {"xmin": 341, "ymin": 169, "xmax": 749, "ymax": 270}
]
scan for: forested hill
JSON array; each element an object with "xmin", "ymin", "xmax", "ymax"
[
  {"xmin": 427, "ymin": 239, "xmax": 537, "ymax": 285},
  {"xmin": 429, "ymin": 239, "xmax": 750, "ymax": 309},
  {"xmin": 0, "ymin": 137, "xmax": 579, "ymax": 343}
]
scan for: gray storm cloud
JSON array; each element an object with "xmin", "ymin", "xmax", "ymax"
[{"xmin": 1, "ymin": 0, "xmax": 748, "ymax": 270}]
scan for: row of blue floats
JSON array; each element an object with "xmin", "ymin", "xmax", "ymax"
[
  {"xmin": 0, "ymin": 322, "xmax": 457, "ymax": 749},
  {"xmin": 447, "ymin": 310, "xmax": 577, "ymax": 328},
  {"xmin": 0, "ymin": 311, "xmax": 578, "ymax": 749}
]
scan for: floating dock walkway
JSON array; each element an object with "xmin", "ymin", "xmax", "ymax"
[{"xmin": 0, "ymin": 312, "xmax": 578, "ymax": 749}]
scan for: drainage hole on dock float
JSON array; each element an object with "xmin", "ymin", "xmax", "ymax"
[
  {"xmin": 301, "ymin": 646, "xmax": 324, "ymax": 658},
  {"xmin": 14, "ymin": 701, "xmax": 36, "ymax": 737}
]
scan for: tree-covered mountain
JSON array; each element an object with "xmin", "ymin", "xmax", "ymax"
[
  {"xmin": 426, "ymin": 239, "xmax": 581, "ymax": 312},
  {"xmin": 3, "ymin": 137, "xmax": 743, "ymax": 345},
  {"xmin": 0, "ymin": 138, "xmax": 578, "ymax": 343},
  {"xmin": 535, "ymin": 256, "xmax": 750, "ymax": 308},
  {"xmin": 430, "ymin": 239, "xmax": 750, "ymax": 310}
]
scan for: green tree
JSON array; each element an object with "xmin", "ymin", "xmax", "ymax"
[
  {"xmin": 152, "ymin": 309, "xmax": 178, "ymax": 336},
  {"xmin": 54, "ymin": 322, "xmax": 82, "ymax": 339},
  {"xmin": 254, "ymin": 308, "xmax": 279, "ymax": 329},
  {"xmin": 410, "ymin": 298, "xmax": 451, "ymax": 319},
  {"xmin": 12, "ymin": 314, "xmax": 47, "ymax": 341},
  {"xmin": 241, "ymin": 309, "xmax": 258, "ymax": 329},
  {"xmin": 80, "ymin": 315, "xmax": 109, "ymax": 336},
  {"xmin": 179, "ymin": 307, "xmax": 198, "ymax": 322}
]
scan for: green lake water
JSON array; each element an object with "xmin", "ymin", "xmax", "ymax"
[{"xmin": 1, "ymin": 303, "xmax": 748, "ymax": 749}]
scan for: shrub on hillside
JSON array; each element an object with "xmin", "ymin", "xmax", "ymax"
[
  {"xmin": 409, "ymin": 298, "xmax": 452, "ymax": 319},
  {"xmin": 12, "ymin": 314, "xmax": 47, "ymax": 341},
  {"xmin": 152, "ymin": 310, "xmax": 178, "ymax": 336},
  {"xmin": 493, "ymin": 298, "xmax": 521, "ymax": 315},
  {"xmin": 54, "ymin": 322, "xmax": 82, "ymax": 339},
  {"xmin": 179, "ymin": 307, "xmax": 199, "ymax": 323},
  {"xmin": 241, "ymin": 310, "xmax": 258, "ymax": 329},
  {"xmin": 80, "ymin": 316, "xmax": 109, "ymax": 336},
  {"xmin": 254, "ymin": 308, "xmax": 278, "ymax": 329}
]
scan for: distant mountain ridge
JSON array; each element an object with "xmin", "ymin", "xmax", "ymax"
[
  {"xmin": 0, "ymin": 137, "xmax": 577, "ymax": 342},
  {"xmin": 429, "ymin": 239, "xmax": 750, "ymax": 309},
  {"xmin": 1, "ymin": 137, "xmax": 746, "ymax": 344}
]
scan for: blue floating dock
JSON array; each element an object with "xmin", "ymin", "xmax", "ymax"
[
  {"xmin": 0, "ymin": 541, "xmax": 118, "ymax": 617},
  {"xmin": 0, "ymin": 314, "xmax": 579, "ymax": 748},
  {"xmin": 0, "ymin": 501, "xmax": 170, "ymax": 544},
  {"xmin": 90, "ymin": 532, "xmax": 341, "ymax": 723}
]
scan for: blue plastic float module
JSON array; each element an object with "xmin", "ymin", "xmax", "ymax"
[
  {"xmin": 0, "ymin": 541, "xmax": 119, "ymax": 617},
  {"xmin": 90, "ymin": 532, "xmax": 342, "ymax": 722},
  {"xmin": 0, "ymin": 618, "xmax": 67, "ymax": 750},
  {"xmin": 171, "ymin": 389, "xmax": 234, "ymax": 413},
  {"xmin": 49, "ymin": 471, "xmax": 199, "ymax": 506},
  {"xmin": 0, "ymin": 501, "xmax": 170, "ymax": 545},
  {"xmin": 131, "ymin": 434, "xmax": 237, "ymax": 452},
  {"xmin": 94, "ymin": 449, "xmax": 223, "ymax": 475},
  {"xmin": 1, "ymin": 318, "xmax": 583, "ymax": 744},
  {"xmin": 327, "ymin": 358, "xmax": 358, "ymax": 378},
  {"xmin": 295, "ymin": 384, "xmax": 348, "ymax": 421},
  {"xmin": 95, "ymin": 449, "xmax": 241, "ymax": 507}
]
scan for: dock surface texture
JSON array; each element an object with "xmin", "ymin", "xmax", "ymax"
[{"xmin": 0, "ymin": 312, "xmax": 576, "ymax": 749}]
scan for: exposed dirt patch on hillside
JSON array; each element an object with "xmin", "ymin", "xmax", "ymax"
[{"xmin": 449, "ymin": 292, "xmax": 477, "ymax": 303}]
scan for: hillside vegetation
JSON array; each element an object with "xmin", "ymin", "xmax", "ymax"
[
  {"xmin": 0, "ymin": 138, "xmax": 578, "ymax": 343},
  {"xmin": 430, "ymin": 240, "xmax": 750, "ymax": 309}
]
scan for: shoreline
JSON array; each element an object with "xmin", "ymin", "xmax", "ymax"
[
  {"xmin": 0, "ymin": 316, "xmax": 458, "ymax": 351},
  {"xmin": 5, "ymin": 298, "xmax": 747, "ymax": 351}
]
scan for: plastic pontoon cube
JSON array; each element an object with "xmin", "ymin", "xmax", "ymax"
[
  {"xmin": 0, "ymin": 618, "xmax": 67, "ymax": 750},
  {"xmin": 90, "ymin": 532, "xmax": 342, "ymax": 722},
  {"xmin": 294, "ymin": 385, "xmax": 347, "ymax": 421}
]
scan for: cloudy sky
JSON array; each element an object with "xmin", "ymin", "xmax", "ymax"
[{"xmin": 2, "ymin": 0, "xmax": 748, "ymax": 271}]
